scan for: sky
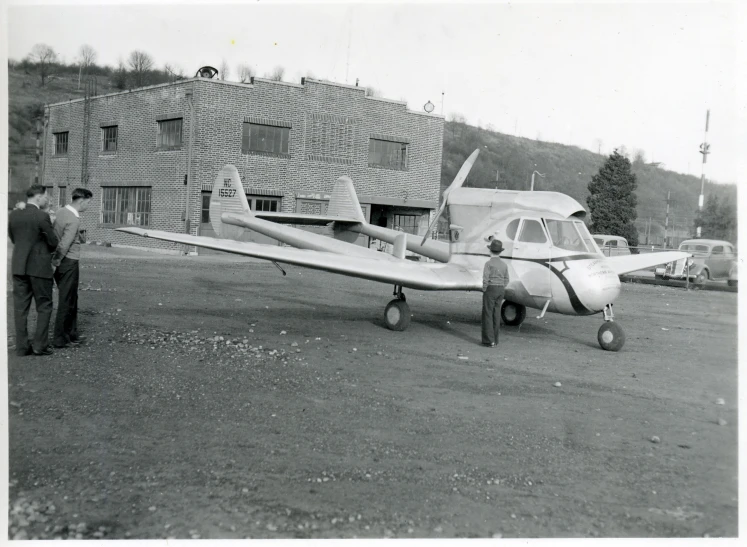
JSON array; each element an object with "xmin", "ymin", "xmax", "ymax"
[{"xmin": 4, "ymin": 0, "xmax": 743, "ymax": 184}]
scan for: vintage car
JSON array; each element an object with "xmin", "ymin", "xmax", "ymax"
[
  {"xmin": 656, "ymin": 239, "xmax": 738, "ymax": 287},
  {"xmin": 593, "ymin": 235, "xmax": 632, "ymax": 257}
]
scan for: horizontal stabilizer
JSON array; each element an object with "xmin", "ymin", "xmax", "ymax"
[
  {"xmin": 115, "ymin": 227, "xmax": 480, "ymax": 291},
  {"xmin": 606, "ymin": 251, "xmax": 690, "ymax": 276},
  {"xmin": 254, "ymin": 212, "xmax": 362, "ymax": 226}
]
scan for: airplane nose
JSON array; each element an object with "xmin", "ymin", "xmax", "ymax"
[{"xmin": 580, "ymin": 267, "xmax": 621, "ymax": 312}]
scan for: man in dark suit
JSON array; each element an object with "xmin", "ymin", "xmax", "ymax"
[{"xmin": 8, "ymin": 185, "xmax": 59, "ymax": 356}]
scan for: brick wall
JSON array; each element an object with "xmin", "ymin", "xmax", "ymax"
[{"xmin": 44, "ymin": 77, "xmax": 444, "ymax": 251}]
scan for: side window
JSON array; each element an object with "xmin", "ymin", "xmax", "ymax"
[
  {"xmin": 504, "ymin": 219, "xmax": 520, "ymax": 240},
  {"xmin": 618, "ymin": 240, "xmax": 627, "ymax": 248},
  {"xmin": 711, "ymin": 246, "xmax": 724, "ymax": 255},
  {"xmin": 517, "ymin": 219, "xmax": 547, "ymax": 244},
  {"xmin": 608, "ymin": 240, "xmax": 618, "ymax": 248}
]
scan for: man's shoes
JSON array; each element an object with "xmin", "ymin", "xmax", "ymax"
[
  {"xmin": 32, "ymin": 347, "xmax": 54, "ymax": 356},
  {"xmin": 53, "ymin": 342, "xmax": 71, "ymax": 349},
  {"xmin": 15, "ymin": 348, "xmax": 33, "ymax": 357},
  {"xmin": 68, "ymin": 336, "xmax": 86, "ymax": 345},
  {"xmin": 482, "ymin": 342, "xmax": 496, "ymax": 347}
]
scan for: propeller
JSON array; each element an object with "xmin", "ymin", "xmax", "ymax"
[{"xmin": 420, "ymin": 148, "xmax": 480, "ymax": 246}]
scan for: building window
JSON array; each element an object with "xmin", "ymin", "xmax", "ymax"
[
  {"xmin": 242, "ymin": 123, "xmax": 290, "ymax": 155},
  {"xmin": 369, "ymin": 139, "xmax": 408, "ymax": 170},
  {"xmin": 58, "ymin": 186, "xmax": 67, "ymax": 207},
  {"xmin": 53, "ymin": 132, "xmax": 69, "ymax": 155},
  {"xmin": 157, "ymin": 118, "xmax": 182, "ymax": 149},
  {"xmin": 102, "ymin": 125, "xmax": 118, "ymax": 153},
  {"xmin": 201, "ymin": 194, "xmax": 211, "ymax": 223},
  {"xmin": 253, "ymin": 198, "xmax": 279, "ymax": 212},
  {"xmin": 101, "ymin": 187, "xmax": 151, "ymax": 226},
  {"xmin": 394, "ymin": 214, "xmax": 419, "ymax": 235}
]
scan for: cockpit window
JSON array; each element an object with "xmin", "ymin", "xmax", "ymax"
[
  {"xmin": 545, "ymin": 219, "xmax": 589, "ymax": 252},
  {"xmin": 504, "ymin": 219, "xmax": 520, "ymax": 240},
  {"xmin": 517, "ymin": 219, "xmax": 548, "ymax": 243}
]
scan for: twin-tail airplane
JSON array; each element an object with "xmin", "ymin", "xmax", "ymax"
[{"xmin": 118, "ymin": 150, "xmax": 689, "ymax": 351}]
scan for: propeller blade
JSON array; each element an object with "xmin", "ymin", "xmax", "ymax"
[{"xmin": 420, "ymin": 149, "xmax": 480, "ymax": 245}]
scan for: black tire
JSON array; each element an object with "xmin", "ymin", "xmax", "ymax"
[
  {"xmin": 500, "ymin": 301, "xmax": 527, "ymax": 326},
  {"xmin": 597, "ymin": 322, "xmax": 625, "ymax": 352},
  {"xmin": 384, "ymin": 299, "xmax": 411, "ymax": 331}
]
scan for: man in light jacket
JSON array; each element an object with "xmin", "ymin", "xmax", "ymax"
[
  {"xmin": 52, "ymin": 188, "xmax": 93, "ymax": 348},
  {"xmin": 482, "ymin": 239, "xmax": 510, "ymax": 347}
]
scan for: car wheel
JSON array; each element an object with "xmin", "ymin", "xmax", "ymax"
[
  {"xmin": 598, "ymin": 322, "xmax": 625, "ymax": 352},
  {"xmin": 694, "ymin": 271, "xmax": 708, "ymax": 287}
]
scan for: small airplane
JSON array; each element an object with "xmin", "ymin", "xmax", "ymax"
[{"xmin": 118, "ymin": 150, "xmax": 689, "ymax": 351}]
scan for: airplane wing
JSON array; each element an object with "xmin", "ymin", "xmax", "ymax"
[
  {"xmin": 253, "ymin": 212, "xmax": 361, "ymax": 226},
  {"xmin": 116, "ymin": 228, "xmax": 481, "ymax": 291},
  {"xmin": 605, "ymin": 251, "xmax": 690, "ymax": 276}
]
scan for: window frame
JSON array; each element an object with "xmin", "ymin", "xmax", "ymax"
[
  {"xmin": 242, "ymin": 122, "xmax": 290, "ymax": 157},
  {"xmin": 368, "ymin": 138, "xmax": 408, "ymax": 171},
  {"xmin": 58, "ymin": 186, "xmax": 67, "ymax": 208},
  {"xmin": 101, "ymin": 125, "xmax": 118, "ymax": 153},
  {"xmin": 156, "ymin": 118, "xmax": 183, "ymax": 151},
  {"xmin": 53, "ymin": 131, "xmax": 69, "ymax": 155},
  {"xmin": 100, "ymin": 187, "xmax": 152, "ymax": 227},
  {"xmin": 393, "ymin": 214, "xmax": 420, "ymax": 235},
  {"xmin": 517, "ymin": 219, "xmax": 548, "ymax": 244}
]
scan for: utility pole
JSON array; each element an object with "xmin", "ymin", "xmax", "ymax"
[
  {"xmin": 664, "ymin": 191, "xmax": 676, "ymax": 248},
  {"xmin": 441, "ymin": 91, "xmax": 444, "ymax": 115},
  {"xmin": 34, "ymin": 118, "xmax": 42, "ymax": 184},
  {"xmin": 696, "ymin": 109, "xmax": 710, "ymax": 237}
]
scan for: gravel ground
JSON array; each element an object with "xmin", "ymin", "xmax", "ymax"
[{"xmin": 6, "ymin": 245, "xmax": 738, "ymax": 539}]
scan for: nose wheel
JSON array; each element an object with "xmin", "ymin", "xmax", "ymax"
[
  {"xmin": 597, "ymin": 304, "xmax": 625, "ymax": 351},
  {"xmin": 384, "ymin": 285, "xmax": 411, "ymax": 331}
]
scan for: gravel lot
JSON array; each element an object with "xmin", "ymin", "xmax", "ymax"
[{"xmin": 6, "ymin": 245, "xmax": 738, "ymax": 538}]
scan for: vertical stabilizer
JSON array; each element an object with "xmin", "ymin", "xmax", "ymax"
[
  {"xmin": 209, "ymin": 165, "xmax": 251, "ymax": 239},
  {"xmin": 327, "ymin": 176, "xmax": 366, "ymax": 222}
]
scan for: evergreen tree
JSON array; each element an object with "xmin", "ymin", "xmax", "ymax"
[
  {"xmin": 587, "ymin": 150, "xmax": 639, "ymax": 248},
  {"xmin": 695, "ymin": 194, "xmax": 737, "ymax": 242}
]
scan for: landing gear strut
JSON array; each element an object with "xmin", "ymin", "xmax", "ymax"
[
  {"xmin": 597, "ymin": 304, "xmax": 625, "ymax": 351},
  {"xmin": 384, "ymin": 285, "xmax": 411, "ymax": 331}
]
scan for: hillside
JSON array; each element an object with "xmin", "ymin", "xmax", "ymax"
[
  {"xmin": 441, "ymin": 121, "xmax": 736, "ymax": 242},
  {"xmin": 8, "ymin": 66, "xmax": 736, "ymax": 242}
]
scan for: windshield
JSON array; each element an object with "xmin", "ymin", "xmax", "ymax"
[
  {"xmin": 545, "ymin": 219, "xmax": 589, "ymax": 252},
  {"xmin": 679, "ymin": 243, "xmax": 710, "ymax": 253}
]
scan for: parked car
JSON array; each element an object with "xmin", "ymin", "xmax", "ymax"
[
  {"xmin": 593, "ymin": 235, "xmax": 632, "ymax": 257},
  {"xmin": 655, "ymin": 239, "xmax": 738, "ymax": 287}
]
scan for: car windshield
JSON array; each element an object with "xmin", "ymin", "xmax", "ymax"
[
  {"xmin": 679, "ymin": 243, "xmax": 710, "ymax": 253},
  {"xmin": 545, "ymin": 219, "xmax": 589, "ymax": 252}
]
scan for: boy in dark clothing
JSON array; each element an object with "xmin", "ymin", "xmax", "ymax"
[{"xmin": 482, "ymin": 239, "xmax": 509, "ymax": 347}]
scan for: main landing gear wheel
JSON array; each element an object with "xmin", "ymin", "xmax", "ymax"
[
  {"xmin": 385, "ymin": 285, "xmax": 410, "ymax": 331},
  {"xmin": 694, "ymin": 271, "xmax": 708, "ymax": 289},
  {"xmin": 500, "ymin": 301, "xmax": 526, "ymax": 326},
  {"xmin": 385, "ymin": 299, "xmax": 411, "ymax": 331}
]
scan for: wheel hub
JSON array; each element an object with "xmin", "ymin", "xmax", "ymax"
[
  {"xmin": 601, "ymin": 330, "xmax": 614, "ymax": 344},
  {"xmin": 386, "ymin": 306, "xmax": 401, "ymax": 324}
]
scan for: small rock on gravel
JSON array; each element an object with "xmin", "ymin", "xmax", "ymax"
[
  {"xmin": 553, "ymin": 382, "xmax": 562, "ymax": 387},
  {"xmin": 651, "ymin": 436, "xmax": 661, "ymax": 443}
]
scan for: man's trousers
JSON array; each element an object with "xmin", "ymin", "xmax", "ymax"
[
  {"xmin": 13, "ymin": 274, "xmax": 54, "ymax": 354},
  {"xmin": 481, "ymin": 285, "xmax": 505, "ymax": 345},
  {"xmin": 53, "ymin": 257, "xmax": 80, "ymax": 346}
]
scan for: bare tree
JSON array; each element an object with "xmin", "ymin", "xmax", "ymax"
[
  {"xmin": 219, "ymin": 59, "xmax": 230, "ymax": 81},
  {"xmin": 113, "ymin": 60, "xmax": 128, "ymax": 90},
  {"xmin": 267, "ymin": 65, "xmax": 285, "ymax": 81},
  {"xmin": 365, "ymin": 87, "xmax": 380, "ymax": 97},
  {"xmin": 79, "ymin": 44, "xmax": 97, "ymax": 72},
  {"xmin": 633, "ymin": 149, "xmax": 646, "ymax": 164},
  {"xmin": 28, "ymin": 43, "xmax": 57, "ymax": 86},
  {"xmin": 164, "ymin": 63, "xmax": 185, "ymax": 83},
  {"xmin": 448, "ymin": 112, "xmax": 466, "ymax": 124},
  {"xmin": 594, "ymin": 138, "xmax": 604, "ymax": 155},
  {"xmin": 237, "ymin": 64, "xmax": 255, "ymax": 83},
  {"xmin": 127, "ymin": 50, "xmax": 154, "ymax": 87}
]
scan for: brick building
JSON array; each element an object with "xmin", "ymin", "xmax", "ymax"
[{"xmin": 41, "ymin": 76, "xmax": 444, "ymax": 253}]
